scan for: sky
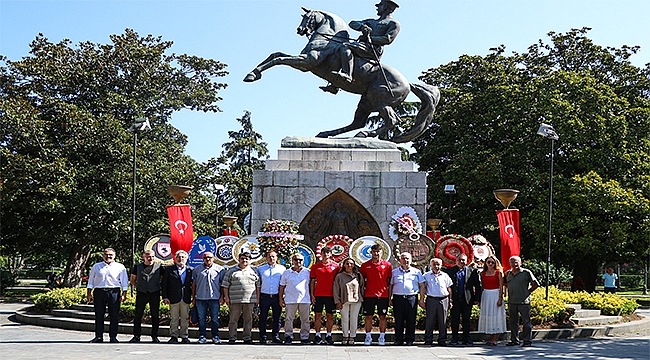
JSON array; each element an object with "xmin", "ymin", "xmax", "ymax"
[{"xmin": 2, "ymin": 0, "xmax": 649, "ymax": 163}]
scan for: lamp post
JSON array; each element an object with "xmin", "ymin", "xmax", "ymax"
[
  {"xmin": 129, "ymin": 117, "xmax": 151, "ymax": 275},
  {"xmin": 444, "ymin": 184, "xmax": 456, "ymax": 234},
  {"xmin": 537, "ymin": 122, "xmax": 559, "ymax": 300},
  {"xmin": 214, "ymin": 184, "xmax": 225, "ymax": 229}
]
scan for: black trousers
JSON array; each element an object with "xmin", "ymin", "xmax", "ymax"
[
  {"xmin": 133, "ymin": 291, "xmax": 161, "ymax": 337},
  {"xmin": 93, "ymin": 288, "xmax": 121, "ymax": 339},
  {"xmin": 450, "ymin": 296, "xmax": 472, "ymax": 342},
  {"xmin": 258, "ymin": 293, "xmax": 282, "ymax": 340},
  {"xmin": 392, "ymin": 294, "xmax": 418, "ymax": 343}
]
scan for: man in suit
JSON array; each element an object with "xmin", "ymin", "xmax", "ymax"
[
  {"xmin": 161, "ymin": 250, "xmax": 192, "ymax": 344},
  {"xmin": 445, "ymin": 253, "xmax": 481, "ymax": 345}
]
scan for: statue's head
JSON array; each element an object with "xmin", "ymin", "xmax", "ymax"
[{"xmin": 376, "ymin": 0, "xmax": 399, "ymax": 13}]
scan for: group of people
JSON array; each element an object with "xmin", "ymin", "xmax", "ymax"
[{"xmin": 85, "ymin": 246, "xmax": 540, "ymax": 347}]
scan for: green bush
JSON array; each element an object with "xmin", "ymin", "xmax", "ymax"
[{"xmin": 31, "ymin": 288, "xmax": 86, "ymax": 312}]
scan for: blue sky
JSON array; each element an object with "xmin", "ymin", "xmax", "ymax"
[{"xmin": 2, "ymin": 0, "xmax": 649, "ymax": 163}]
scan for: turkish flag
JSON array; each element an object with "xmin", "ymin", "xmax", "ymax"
[
  {"xmin": 167, "ymin": 204, "xmax": 195, "ymax": 256},
  {"xmin": 496, "ymin": 209, "xmax": 520, "ymax": 272}
]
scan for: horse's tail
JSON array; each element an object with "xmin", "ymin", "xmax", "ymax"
[{"xmin": 391, "ymin": 83, "xmax": 440, "ymax": 143}]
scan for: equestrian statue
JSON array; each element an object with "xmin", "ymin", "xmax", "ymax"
[{"xmin": 243, "ymin": 1, "xmax": 440, "ymax": 143}]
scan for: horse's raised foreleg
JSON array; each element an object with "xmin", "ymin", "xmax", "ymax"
[
  {"xmin": 316, "ymin": 99, "xmax": 371, "ymax": 138},
  {"xmin": 244, "ymin": 52, "xmax": 310, "ymax": 82}
]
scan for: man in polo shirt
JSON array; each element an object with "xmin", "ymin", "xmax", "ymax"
[
  {"xmin": 421, "ymin": 257, "xmax": 453, "ymax": 346},
  {"xmin": 129, "ymin": 249, "xmax": 162, "ymax": 343},
  {"xmin": 256, "ymin": 250, "xmax": 286, "ymax": 344},
  {"xmin": 359, "ymin": 243, "xmax": 392, "ymax": 345},
  {"xmin": 87, "ymin": 247, "xmax": 129, "ymax": 343},
  {"xmin": 192, "ymin": 251, "xmax": 224, "ymax": 344},
  {"xmin": 279, "ymin": 253, "xmax": 311, "ymax": 345},
  {"xmin": 222, "ymin": 251, "xmax": 261, "ymax": 344},
  {"xmin": 504, "ymin": 255, "xmax": 539, "ymax": 347},
  {"xmin": 309, "ymin": 246, "xmax": 340, "ymax": 344},
  {"xmin": 390, "ymin": 252, "xmax": 425, "ymax": 346}
]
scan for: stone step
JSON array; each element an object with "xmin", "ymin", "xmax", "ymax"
[
  {"xmin": 566, "ymin": 304, "xmax": 582, "ymax": 311},
  {"xmin": 51, "ymin": 308, "xmax": 97, "ymax": 320},
  {"xmin": 571, "ymin": 316, "xmax": 623, "ymax": 326},
  {"xmin": 71, "ymin": 304, "xmax": 95, "ymax": 312},
  {"xmin": 571, "ymin": 309, "xmax": 602, "ymax": 318}
]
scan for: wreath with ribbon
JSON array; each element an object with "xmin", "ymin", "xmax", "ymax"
[
  {"xmin": 257, "ymin": 219, "xmax": 304, "ymax": 263},
  {"xmin": 435, "ymin": 234, "xmax": 474, "ymax": 267}
]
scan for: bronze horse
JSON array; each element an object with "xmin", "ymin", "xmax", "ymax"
[{"xmin": 244, "ymin": 8, "xmax": 440, "ymax": 143}]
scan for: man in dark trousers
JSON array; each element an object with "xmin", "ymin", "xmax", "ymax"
[
  {"xmin": 86, "ymin": 248, "xmax": 129, "ymax": 343},
  {"xmin": 161, "ymin": 250, "xmax": 193, "ymax": 344},
  {"xmin": 129, "ymin": 250, "xmax": 163, "ymax": 343},
  {"xmin": 446, "ymin": 253, "xmax": 481, "ymax": 345}
]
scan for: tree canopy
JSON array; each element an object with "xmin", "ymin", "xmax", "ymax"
[
  {"xmin": 415, "ymin": 28, "xmax": 650, "ymax": 290},
  {"xmin": 1, "ymin": 29, "xmax": 228, "ymax": 284}
]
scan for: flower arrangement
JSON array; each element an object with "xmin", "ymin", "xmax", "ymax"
[
  {"xmin": 435, "ymin": 234, "xmax": 474, "ymax": 267},
  {"xmin": 257, "ymin": 219, "xmax": 304, "ymax": 263},
  {"xmin": 390, "ymin": 213, "xmax": 421, "ymax": 240}
]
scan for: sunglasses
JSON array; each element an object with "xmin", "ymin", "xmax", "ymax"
[
  {"xmin": 486, "ymin": 261, "xmax": 495, "ymax": 264},
  {"xmin": 292, "ymin": 258, "xmax": 304, "ymax": 261},
  {"xmin": 203, "ymin": 256, "xmax": 214, "ymax": 259}
]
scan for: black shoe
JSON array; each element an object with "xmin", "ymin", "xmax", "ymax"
[
  {"xmin": 90, "ymin": 337, "xmax": 103, "ymax": 343},
  {"xmin": 272, "ymin": 336, "xmax": 282, "ymax": 344},
  {"xmin": 522, "ymin": 341, "xmax": 532, "ymax": 347},
  {"xmin": 325, "ymin": 335, "xmax": 334, "ymax": 345},
  {"xmin": 109, "ymin": 338, "xmax": 119, "ymax": 343},
  {"xmin": 423, "ymin": 340, "xmax": 433, "ymax": 345},
  {"xmin": 228, "ymin": 339, "xmax": 236, "ymax": 344},
  {"xmin": 405, "ymin": 341, "xmax": 414, "ymax": 346},
  {"xmin": 300, "ymin": 339, "xmax": 311, "ymax": 345},
  {"xmin": 129, "ymin": 336, "xmax": 141, "ymax": 343},
  {"xmin": 393, "ymin": 341, "xmax": 404, "ymax": 346},
  {"xmin": 449, "ymin": 340, "xmax": 460, "ymax": 346},
  {"xmin": 437, "ymin": 341, "xmax": 447, "ymax": 347},
  {"xmin": 181, "ymin": 338, "xmax": 191, "ymax": 344},
  {"xmin": 313, "ymin": 335, "xmax": 322, "ymax": 345},
  {"xmin": 463, "ymin": 340, "xmax": 474, "ymax": 346},
  {"xmin": 319, "ymin": 84, "xmax": 339, "ymax": 95},
  {"xmin": 243, "ymin": 339, "xmax": 253, "ymax": 344},
  {"xmin": 258, "ymin": 338, "xmax": 267, "ymax": 345},
  {"xmin": 284, "ymin": 336, "xmax": 292, "ymax": 345},
  {"xmin": 168, "ymin": 337, "xmax": 178, "ymax": 344},
  {"xmin": 151, "ymin": 337, "xmax": 160, "ymax": 343},
  {"xmin": 506, "ymin": 341, "xmax": 520, "ymax": 346}
]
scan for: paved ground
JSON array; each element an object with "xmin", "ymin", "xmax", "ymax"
[{"xmin": 1, "ymin": 302, "xmax": 649, "ymax": 360}]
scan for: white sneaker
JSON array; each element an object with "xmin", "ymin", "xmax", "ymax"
[
  {"xmin": 378, "ymin": 337, "xmax": 386, "ymax": 346},
  {"xmin": 364, "ymin": 335, "xmax": 372, "ymax": 346}
]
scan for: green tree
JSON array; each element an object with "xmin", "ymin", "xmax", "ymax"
[
  {"xmin": 0, "ymin": 29, "xmax": 227, "ymax": 285},
  {"xmin": 416, "ymin": 28, "xmax": 650, "ymax": 291},
  {"xmin": 206, "ymin": 111, "xmax": 268, "ymax": 233}
]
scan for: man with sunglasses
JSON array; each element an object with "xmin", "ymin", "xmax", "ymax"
[
  {"xmin": 192, "ymin": 251, "xmax": 224, "ymax": 344},
  {"xmin": 87, "ymin": 248, "xmax": 129, "ymax": 343},
  {"xmin": 279, "ymin": 253, "xmax": 311, "ymax": 344}
]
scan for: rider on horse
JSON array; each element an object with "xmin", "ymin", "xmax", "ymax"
[{"xmin": 321, "ymin": 0, "xmax": 401, "ymax": 94}]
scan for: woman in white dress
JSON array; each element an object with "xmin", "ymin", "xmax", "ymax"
[{"xmin": 478, "ymin": 255, "xmax": 507, "ymax": 345}]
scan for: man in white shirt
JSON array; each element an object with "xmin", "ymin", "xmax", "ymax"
[
  {"xmin": 256, "ymin": 250, "xmax": 286, "ymax": 344},
  {"xmin": 420, "ymin": 257, "xmax": 453, "ymax": 346},
  {"xmin": 86, "ymin": 247, "xmax": 129, "ymax": 343},
  {"xmin": 390, "ymin": 252, "xmax": 425, "ymax": 346},
  {"xmin": 279, "ymin": 253, "xmax": 311, "ymax": 344}
]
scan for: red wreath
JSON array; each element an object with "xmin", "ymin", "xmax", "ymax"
[
  {"xmin": 316, "ymin": 234, "xmax": 352, "ymax": 263},
  {"xmin": 435, "ymin": 234, "xmax": 474, "ymax": 267}
]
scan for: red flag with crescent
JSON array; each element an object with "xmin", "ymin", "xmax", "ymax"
[
  {"xmin": 167, "ymin": 204, "xmax": 194, "ymax": 256},
  {"xmin": 496, "ymin": 209, "xmax": 520, "ymax": 272}
]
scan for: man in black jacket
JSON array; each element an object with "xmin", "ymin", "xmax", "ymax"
[
  {"xmin": 161, "ymin": 250, "xmax": 193, "ymax": 343},
  {"xmin": 129, "ymin": 250, "xmax": 163, "ymax": 343},
  {"xmin": 445, "ymin": 253, "xmax": 481, "ymax": 345}
]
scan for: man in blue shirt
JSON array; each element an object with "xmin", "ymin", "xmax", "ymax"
[
  {"xmin": 256, "ymin": 250, "xmax": 286, "ymax": 344},
  {"xmin": 389, "ymin": 252, "xmax": 425, "ymax": 346}
]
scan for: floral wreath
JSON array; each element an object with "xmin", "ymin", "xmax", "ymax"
[
  {"xmin": 257, "ymin": 219, "xmax": 304, "ymax": 263},
  {"xmin": 390, "ymin": 214, "xmax": 422, "ymax": 241},
  {"xmin": 435, "ymin": 234, "xmax": 474, "ymax": 267},
  {"xmin": 316, "ymin": 234, "xmax": 352, "ymax": 263}
]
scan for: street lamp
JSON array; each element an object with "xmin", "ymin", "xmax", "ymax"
[
  {"xmin": 129, "ymin": 117, "xmax": 151, "ymax": 275},
  {"xmin": 444, "ymin": 184, "xmax": 456, "ymax": 234},
  {"xmin": 537, "ymin": 122, "xmax": 559, "ymax": 300}
]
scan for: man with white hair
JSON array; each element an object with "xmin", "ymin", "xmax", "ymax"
[
  {"xmin": 504, "ymin": 256, "xmax": 540, "ymax": 347},
  {"xmin": 389, "ymin": 252, "xmax": 425, "ymax": 346},
  {"xmin": 162, "ymin": 250, "xmax": 193, "ymax": 344}
]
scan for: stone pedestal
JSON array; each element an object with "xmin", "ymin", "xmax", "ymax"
[{"xmin": 252, "ymin": 146, "xmax": 427, "ymax": 244}]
